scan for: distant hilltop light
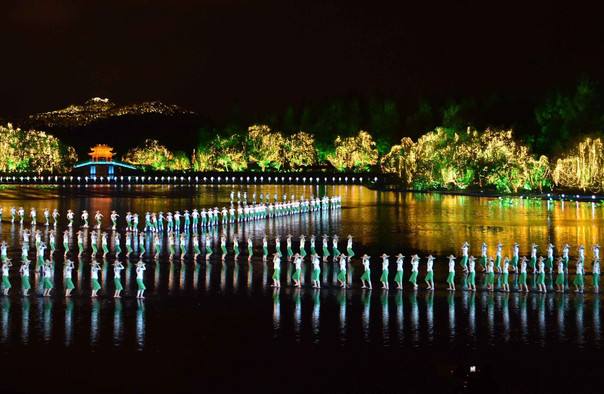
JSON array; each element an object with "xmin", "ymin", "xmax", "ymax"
[{"xmin": 24, "ymin": 98, "xmax": 196, "ymax": 128}]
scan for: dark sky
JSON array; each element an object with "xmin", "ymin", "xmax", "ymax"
[{"xmin": 1, "ymin": 1, "xmax": 603, "ymax": 121}]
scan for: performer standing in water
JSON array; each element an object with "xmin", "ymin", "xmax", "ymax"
[
  {"xmin": 63, "ymin": 230, "xmax": 70, "ymax": 258},
  {"xmin": 501, "ymin": 257, "xmax": 510, "ymax": 292},
  {"xmin": 311, "ymin": 253, "xmax": 321, "ymax": 288},
  {"xmin": 346, "ymin": 235, "xmax": 354, "ymax": 258},
  {"xmin": 262, "ymin": 235, "xmax": 268, "ymax": 261},
  {"xmin": 480, "ymin": 242, "xmax": 488, "ymax": 272},
  {"xmin": 425, "ymin": 255, "xmax": 435, "ymax": 290},
  {"xmin": 139, "ymin": 232, "xmax": 146, "ymax": 259},
  {"xmin": 562, "ymin": 243, "xmax": 570, "ymax": 290},
  {"xmin": 512, "ymin": 242, "xmax": 520, "ymax": 273},
  {"xmin": 1, "ymin": 259, "xmax": 11, "ymax": 296},
  {"xmin": 66, "ymin": 209, "xmax": 74, "ymax": 228},
  {"xmin": 81, "ymin": 210, "xmax": 89, "ymax": 228},
  {"xmin": 42, "ymin": 260, "xmax": 54, "ymax": 297},
  {"xmin": 555, "ymin": 257, "xmax": 565, "ymax": 292},
  {"xmin": 530, "ymin": 243, "xmax": 538, "ymax": 274},
  {"xmin": 136, "ymin": 261, "xmax": 146, "ymax": 299},
  {"xmin": 76, "ymin": 231, "xmax": 84, "ymax": 257},
  {"xmin": 247, "ymin": 236, "xmax": 253, "ymax": 262},
  {"xmin": 310, "ymin": 235, "xmax": 317, "ymax": 256},
  {"xmin": 125, "ymin": 232, "xmax": 133, "ymax": 258},
  {"xmin": 394, "ymin": 253, "xmax": 404, "ymax": 290},
  {"xmin": 360, "ymin": 254, "xmax": 372, "ymax": 289},
  {"xmin": 337, "ymin": 253, "xmax": 347, "ymax": 288},
  {"xmin": 275, "ymin": 236, "xmax": 282, "ymax": 258},
  {"xmin": 167, "ymin": 233, "xmax": 175, "ymax": 260},
  {"xmin": 90, "ymin": 260, "xmax": 102, "ymax": 298},
  {"xmin": 114, "ymin": 232, "xmax": 122, "ymax": 259},
  {"xmin": 20, "ymin": 259, "xmax": 31, "ymax": 296},
  {"xmin": 90, "ymin": 231, "xmax": 98, "ymax": 257},
  {"xmin": 113, "ymin": 261, "xmax": 125, "ymax": 298},
  {"xmin": 409, "ymin": 254, "xmax": 419, "ymax": 289},
  {"xmin": 233, "ymin": 236, "xmax": 240, "ymax": 260},
  {"xmin": 286, "ymin": 234, "xmax": 293, "ymax": 260},
  {"xmin": 101, "ymin": 232, "xmax": 109, "ymax": 258},
  {"xmin": 179, "ymin": 232, "xmax": 186, "ymax": 261},
  {"xmin": 271, "ymin": 253, "xmax": 281, "ymax": 288},
  {"xmin": 292, "ymin": 253, "xmax": 302, "ymax": 288},
  {"xmin": 518, "ymin": 256, "xmax": 529, "ymax": 292},
  {"xmin": 53, "ymin": 208, "xmax": 59, "ymax": 227},
  {"xmin": 321, "ymin": 235, "xmax": 330, "ymax": 262},
  {"xmin": 574, "ymin": 246, "xmax": 585, "ymax": 293},
  {"xmin": 446, "ymin": 255, "xmax": 456, "ymax": 291},
  {"xmin": 536, "ymin": 256, "xmax": 547, "ymax": 293},
  {"xmin": 192, "ymin": 234, "xmax": 201, "ymax": 260},
  {"xmin": 43, "ymin": 208, "xmax": 50, "ymax": 226},
  {"xmin": 486, "ymin": 258, "xmax": 495, "ymax": 292},
  {"xmin": 467, "ymin": 256, "xmax": 477, "ymax": 291},
  {"xmin": 63, "ymin": 259, "xmax": 75, "ymax": 297},
  {"xmin": 110, "ymin": 211, "xmax": 119, "ymax": 230},
  {"xmin": 0, "ymin": 241, "xmax": 7, "ymax": 263},
  {"xmin": 332, "ymin": 235, "xmax": 341, "ymax": 258},
  {"xmin": 460, "ymin": 242, "xmax": 469, "ymax": 288},
  {"xmin": 546, "ymin": 243, "xmax": 555, "ymax": 274},
  {"xmin": 220, "ymin": 234, "xmax": 228, "ymax": 261},
  {"xmin": 94, "ymin": 211, "xmax": 103, "ymax": 230},
  {"xmin": 495, "ymin": 243, "xmax": 503, "ymax": 276},
  {"xmin": 204, "ymin": 234, "xmax": 212, "ymax": 262},
  {"xmin": 380, "ymin": 253, "xmax": 390, "ymax": 289}
]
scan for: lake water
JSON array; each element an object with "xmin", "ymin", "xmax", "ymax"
[{"xmin": 0, "ymin": 185, "xmax": 602, "ymax": 393}]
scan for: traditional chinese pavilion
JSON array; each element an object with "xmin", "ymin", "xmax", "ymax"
[{"xmin": 73, "ymin": 144, "xmax": 136, "ymax": 178}]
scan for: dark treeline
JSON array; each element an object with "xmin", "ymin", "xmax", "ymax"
[{"xmin": 203, "ymin": 78, "xmax": 604, "ymax": 157}]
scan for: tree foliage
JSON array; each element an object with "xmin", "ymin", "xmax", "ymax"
[
  {"xmin": 553, "ymin": 137, "xmax": 604, "ymax": 192},
  {"xmin": 122, "ymin": 139, "xmax": 192, "ymax": 171},
  {"xmin": 381, "ymin": 128, "xmax": 552, "ymax": 192},
  {"xmin": 327, "ymin": 131, "xmax": 378, "ymax": 172},
  {"xmin": 283, "ymin": 131, "xmax": 317, "ymax": 169},
  {"xmin": 246, "ymin": 125, "xmax": 284, "ymax": 171},
  {"xmin": 0, "ymin": 123, "xmax": 77, "ymax": 173}
]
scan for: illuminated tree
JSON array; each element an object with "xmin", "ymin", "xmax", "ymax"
[
  {"xmin": 283, "ymin": 131, "xmax": 317, "ymax": 169},
  {"xmin": 168, "ymin": 151, "xmax": 191, "ymax": 171},
  {"xmin": 122, "ymin": 139, "xmax": 174, "ymax": 171},
  {"xmin": 380, "ymin": 137, "xmax": 416, "ymax": 186},
  {"xmin": 210, "ymin": 134, "xmax": 248, "ymax": 171},
  {"xmin": 383, "ymin": 127, "xmax": 552, "ymax": 192},
  {"xmin": 327, "ymin": 130, "xmax": 378, "ymax": 172},
  {"xmin": 192, "ymin": 148, "xmax": 213, "ymax": 171},
  {"xmin": 246, "ymin": 125, "xmax": 285, "ymax": 171},
  {"xmin": 553, "ymin": 137, "xmax": 604, "ymax": 192},
  {"xmin": 0, "ymin": 123, "xmax": 77, "ymax": 173}
]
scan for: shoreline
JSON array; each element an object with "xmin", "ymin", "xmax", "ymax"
[{"xmin": 0, "ymin": 171, "xmax": 603, "ymax": 201}]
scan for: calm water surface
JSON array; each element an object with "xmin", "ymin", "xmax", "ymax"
[{"xmin": 0, "ymin": 185, "xmax": 603, "ymax": 393}]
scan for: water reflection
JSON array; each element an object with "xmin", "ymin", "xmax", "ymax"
[
  {"xmin": 0, "ymin": 286, "xmax": 600, "ymax": 351},
  {"xmin": 113, "ymin": 299, "xmax": 123, "ymax": 347},
  {"xmin": 362, "ymin": 290, "xmax": 371, "ymax": 342},
  {"xmin": 381, "ymin": 291, "xmax": 390, "ymax": 346},
  {"xmin": 136, "ymin": 300, "xmax": 145, "ymax": 351},
  {"xmin": 312, "ymin": 289, "xmax": 320, "ymax": 344},
  {"xmin": 91, "ymin": 299, "xmax": 100, "ymax": 346},
  {"xmin": 272, "ymin": 288, "xmax": 280, "ymax": 338},
  {"xmin": 1, "ymin": 297, "xmax": 9, "ymax": 344},
  {"xmin": 65, "ymin": 299, "xmax": 74, "ymax": 347},
  {"xmin": 1, "ymin": 185, "xmax": 604, "ymax": 354}
]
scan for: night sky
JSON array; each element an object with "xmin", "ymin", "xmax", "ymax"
[{"xmin": 1, "ymin": 1, "xmax": 603, "ymax": 121}]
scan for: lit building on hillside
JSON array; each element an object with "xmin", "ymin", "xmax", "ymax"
[{"xmin": 73, "ymin": 144, "xmax": 136, "ymax": 179}]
